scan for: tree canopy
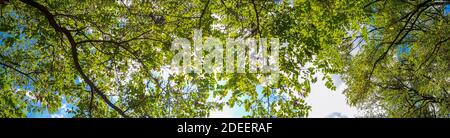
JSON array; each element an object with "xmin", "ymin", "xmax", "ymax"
[
  {"xmin": 0, "ymin": 0, "xmax": 448, "ymax": 118},
  {"xmin": 341, "ymin": 0, "xmax": 450, "ymax": 117}
]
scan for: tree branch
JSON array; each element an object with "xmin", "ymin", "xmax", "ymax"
[
  {"xmin": 19, "ymin": 0, "xmax": 128, "ymax": 118},
  {"xmin": 0, "ymin": 61, "xmax": 36, "ymax": 82},
  {"xmin": 89, "ymin": 88, "xmax": 94, "ymax": 118},
  {"xmin": 367, "ymin": 0, "xmax": 431, "ymax": 83},
  {"xmin": 251, "ymin": 0, "xmax": 261, "ymax": 38},
  {"xmin": 416, "ymin": 37, "xmax": 450, "ymax": 70},
  {"xmin": 198, "ymin": 0, "xmax": 211, "ymax": 29}
]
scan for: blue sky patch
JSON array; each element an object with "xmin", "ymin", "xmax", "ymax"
[{"xmin": 445, "ymin": 4, "xmax": 450, "ymax": 16}]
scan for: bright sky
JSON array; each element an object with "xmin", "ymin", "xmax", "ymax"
[
  {"xmin": 305, "ymin": 74, "xmax": 358, "ymax": 118},
  {"xmin": 209, "ymin": 73, "xmax": 360, "ymax": 118},
  {"xmin": 26, "ymin": 1, "xmax": 450, "ymax": 118},
  {"xmin": 29, "ymin": 72, "xmax": 358, "ymax": 118}
]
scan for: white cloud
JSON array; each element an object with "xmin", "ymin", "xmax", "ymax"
[
  {"xmin": 206, "ymin": 71, "xmax": 358, "ymax": 118},
  {"xmin": 209, "ymin": 106, "xmax": 237, "ymax": 118},
  {"xmin": 326, "ymin": 112, "xmax": 348, "ymax": 118},
  {"xmin": 61, "ymin": 103, "xmax": 68, "ymax": 111},
  {"xmin": 50, "ymin": 114, "xmax": 64, "ymax": 118},
  {"xmin": 305, "ymin": 73, "xmax": 359, "ymax": 118}
]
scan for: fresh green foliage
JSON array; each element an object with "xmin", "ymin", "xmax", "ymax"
[
  {"xmin": 5, "ymin": 0, "xmax": 446, "ymax": 118},
  {"xmin": 341, "ymin": 0, "xmax": 450, "ymax": 117}
]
